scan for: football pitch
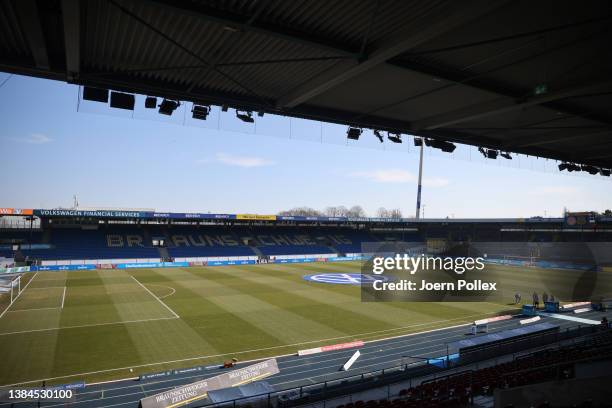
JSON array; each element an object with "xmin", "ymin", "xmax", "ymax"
[{"xmin": 0, "ymin": 261, "xmax": 585, "ymax": 386}]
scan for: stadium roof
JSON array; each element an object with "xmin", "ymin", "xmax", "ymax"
[{"xmin": 1, "ymin": 0, "xmax": 612, "ymax": 167}]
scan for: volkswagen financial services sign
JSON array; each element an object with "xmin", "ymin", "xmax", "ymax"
[{"xmin": 139, "ymin": 359, "xmax": 279, "ymax": 408}]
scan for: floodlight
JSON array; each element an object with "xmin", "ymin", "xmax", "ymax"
[
  {"xmin": 192, "ymin": 104, "xmax": 210, "ymax": 120},
  {"xmin": 236, "ymin": 110, "xmax": 254, "ymax": 123},
  {"xmin": 145, "ymin": 96, "xmax": 157, "ymax": 109},
  {"xmin": 388, "ymin": 133, "xmax": 403, "ymax": 144},
  {"xmin": 110, "ymin": 92, "xmax": 135, "ymax": 110},
  {"xmin": 414, "ymin": 137, "xmax": 423, "ymax": 147},
  {"xmin": 346, "ymin": 127, "xmax": 362, "ymax": 140},
  {"xmin": 83, "ymin": 87, "xmax": 109, "ymax": 103},
  {"xmin": 500, "ymin": 152, "xmax": 512, "ymax": 160},
  {"xmin": 429, "ymin": 139, "xmax": 456, "ymax": 152},
  {"xmin": 601, "ymin": 168, "xmax": 611, "ymax": 177},
  {"xmin": 159, "ymin": 99, "xmax": 180, "ymax": 115},
  {"xmin": 374, "ymin": 130, "xmax": 384, "ymax": 143},
  {"xmin": 581, "ymin": 165, "xmax": 599, "ymax": 175}
]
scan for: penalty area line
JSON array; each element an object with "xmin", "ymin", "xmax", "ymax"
[{"xmin": 130, "ymin": 276, "xmax": 180, "ymax": 318}]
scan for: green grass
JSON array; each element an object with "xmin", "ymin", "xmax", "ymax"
[{"xmin": 1, "ymin": 261, "xmax": 599, "ymax": 386}]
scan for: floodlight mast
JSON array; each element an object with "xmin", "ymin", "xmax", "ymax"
[{"xmin": 415, "ymin": 140, "xmax": 424, "ymax": 220}]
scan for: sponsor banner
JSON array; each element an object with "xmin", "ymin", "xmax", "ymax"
[
  {"xmin": 0, "ymin": 208, "xmax": 33, "ymax": 215},
  {"xmin": 114, "ymin": 262, "xmax": 189, "ymax": 269},
  {"xmin": 298, "ymin": 340, "xmax": 364, "ymax": 356},
  {"xmin": 140, "ymin": 359, "xmax": 279, "ymax": 408},
  {"xmin": 561, "ymin": 301, "xmax": 591, "ymax": 309},
  {"xmin": 46, "ymin": 381, "xmax": 86, "ymax": 391},
  {"xmin": 0, "ymin": 266, "xmax": 31, "ymax": 274},
  {"xmin": 520, "ymin": 316, "xmax": 541, "ymax": 325},
  {"xmin": 236, "ymin": 214, "xmax": 277, "ymax": 221},
  {"xmin": 31, "ymin": 265, "xmax": 96, "ymax": 271},
  {"xmin": 206, "ymin": 260, "xmax": 256, "ymax": 266},
  {"xmin": 35, "ymin": 209, "xmax": 144, "ymax": 218},
  {"xmin": 140, "ymin": 370, "xmax": 174, "ymax": 381},
  {"xmin": 321, "ymin": 340, "xmax": 364, "ymax": 352},
  {"xmin": 474, "ymin": 315, "xmax": 512, "ymax": 326}
]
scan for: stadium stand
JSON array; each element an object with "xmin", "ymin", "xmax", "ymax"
[{"xmin": 338, "ymin": 329, "xmax": 612, "ymax": 408}]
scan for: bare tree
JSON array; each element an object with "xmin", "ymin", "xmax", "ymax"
[
  {"xmin": 347, "ymin": 205, "xmax": 366, "ymax": 217},
  {"xmin": 376, "ymin": 207, "xmax": 389, "ymax": 218},
  {"xmin": 278, "ymin": 207, "xmax": 323, "ymax": 217},
  {"xmin": 388, "ymin": 208, "xmax": 403, "ymax": 218}
]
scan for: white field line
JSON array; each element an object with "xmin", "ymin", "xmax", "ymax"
[
  {"xmin": 1, "ymin": 311, "xmax": 499, "ymax": 387},
  {"xmin": 0, "ymin": 316, "xmax": 179, "ymax": 337},
  {"xmin": 147, "ymin": 284, "xmax": 176, "ymax": 300},
  {"xmin": 7, "ymin": 307, "xmax": 61, "ymax": 313},
  {"xmin": 130, "ymin": 276, "xmax": 179, "ymax": 318},
  {"xmin": 0, "ymin": 272, "xmax": 39, "ymax": 320},
  {"xmin": 61, "ymin": 286, "xmax": 67, "ymax": 309}
]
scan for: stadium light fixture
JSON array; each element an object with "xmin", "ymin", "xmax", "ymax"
[
  {"xmin": 558, "ymin": 162, "xmax": 569, "ymax": 171},
  {"xmin": 478, "ymin": 147, "xmax": 498, "ymax": 159},
  {"xmin": 500, "ymin": 152, "xmax": 512, "ymax": 160},
  {"xmin": 192, "ymin": 104, "xmax": 210, "ymax": 120},
  {"xmin": 145, "ymin": 96, "xmax": 157, "ymax": 109},
  {"xmin": 601, "ymin": 168, "xmax": 611, "ymax": 177},
  {"xmin": 110, "ymin": 92, "xmax": 135, "ymax": 110},
  {"xmin": 581, "ymin": 164, "xmax": 599, "ymax": 175},
  {"xmin": 257, "ymin": 111, "xmax": 264, "ymax": 117},
  {"xmin": 158, "ymin": 99, "xmax": 180, "ymax": 116},
  {"xmin": 387, "ymin": 133, "xmax": 403, "ymax": 144},
  {"xmin": 221, "ymin": 104, "xmax": 229, "ymax": 112},
  {"xmin": 425, "ymin": 138, "xmax": 455, "ymax": 152},
  {"xmin": 236, "ymin": 110, "xmax": 255, "ymax": 123},
  {"xmin": 414, "ymin": 137, "xmax": 423, "ymax": 147},
  {"xmin": 373, "ymin": 130, "xmax": 384, "ymax": 143},
  {"xmin": 82, "ymin": 86, "xmax": 109, "ymax": 103},
  {"xmin": 346, "ymin": 127, "xmax": 362, "ymax": 140}
]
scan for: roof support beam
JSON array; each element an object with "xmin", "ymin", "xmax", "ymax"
[
  {"xmin": 145, "ymin": 0, "xmax": 358, "ymax": 58},
  {"xmin": 14, "ymin": 0, "xmax": 49, "ymax": 70},
  {"xmin": 509, "ymin": 129, "xmax": 612, "ymax": 148},
  {"xmin": 412, "ymin": 78, "xmax": 612, "ymax": 131},
  {"xmin": 276, "ymin": 0, "xmax": 509, "ymax": 109},
  {"xmin": 61, "ymin": 0, "xmax": 81, "ymax": 81}
]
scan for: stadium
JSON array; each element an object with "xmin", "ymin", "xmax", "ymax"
[{"xmin": 1, "ymin": 1, "xmax": 612, "ymax": 408}]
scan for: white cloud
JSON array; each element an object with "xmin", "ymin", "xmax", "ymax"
[
  {"xmin": 214, "ymin": 153, "xmax": 275, "ymax": 168},
  {"xmin": 350, "ymin": 169, "xmax": 449, "ymax": 187},
  {"xmin": 15, "ymin": 133, "xmax": 53, "ymax": 144}
]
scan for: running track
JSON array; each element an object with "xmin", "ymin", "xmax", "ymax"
[{"xmin": 2, "ymin": 309, "xmax": 609, "ymax": 408}]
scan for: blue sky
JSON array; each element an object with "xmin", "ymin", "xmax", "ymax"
[{"xmin": 0, "ymin": 74, "xmax": 610, "ymax": 218}]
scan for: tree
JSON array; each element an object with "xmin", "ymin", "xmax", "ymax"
[
  {"xmin": 603, "ymin": 209, "xmax": 612, "ymax": 216},
  {"xmin": 388, "ymin": 208, "xmax": 403, "ymax": 218},
  {"xmin": 376, "ymin": 207, "xmax": 389, "ymax": 218},
  {"xmin": 347, "ymin": 205, "xmax": 366, "ymax": 217},
  {"xmin": 277, "ymin": 207, "xmax": 323, "ymax": 217}
]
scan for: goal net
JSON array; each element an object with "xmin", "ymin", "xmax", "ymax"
[{"xmin": 0, "ymin": 275, "xmax": 22, "ymax": 315}]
